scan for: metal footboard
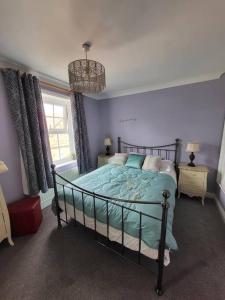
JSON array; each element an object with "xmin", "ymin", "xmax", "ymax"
[{"xmin": 51, "ymin": 164, "xmax": 171, "ymax": 296}]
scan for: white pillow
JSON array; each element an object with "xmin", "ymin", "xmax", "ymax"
[
  {"xmin": 114, "ymin": 153, "xmax": 128, "ymax": 156},
  {"xmin": 109, "ymin": 153, "xmax": 128, "ymax": 165},
  {"xmin": 160, "ymin": 160, "xmax": 174, "ymax": 172},
  {"xmin": 142, "ymin": 156, "xmax": 161, "ymax": 171}
]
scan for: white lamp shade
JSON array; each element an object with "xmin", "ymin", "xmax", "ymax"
[
  {"xmin": 186, "ymin": 142, "xmax": 200, "ymax": 153},
  {"xmin": 0, "ymin": 161, "xmax": 8, "ymax": 174},
  {"xmin": 104, "ymin": 138, "xmax": 112, "ymax": 146}
]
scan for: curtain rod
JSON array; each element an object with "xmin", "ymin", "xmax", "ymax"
[
  {"xmin": 0, "ymin": 58, "xmax": 71, "ymax": 95},
  {"xmin": 40, "ymin": 80, "xmax": 71, "ymax": 95}
]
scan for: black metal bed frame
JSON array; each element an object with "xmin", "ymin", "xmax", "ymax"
[{"xmin": 51, "ymin": 137, "xmax": 180, "ymax": 296}]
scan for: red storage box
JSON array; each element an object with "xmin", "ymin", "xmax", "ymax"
[{"xmin": 8, "ymin": 196, "xmax": 42, "ymax": 236}]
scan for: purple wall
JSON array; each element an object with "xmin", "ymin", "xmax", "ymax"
[
  {"xmin": 1, "ymin": 70, "xmax": 225, "ymax": 206},
  {"xmin": 98, "ymin": 79, "xmax": 225, "ymax": 193},
  {"xmin": 0, "ymin": 73, "xmax": 24, "ymax": 203}
]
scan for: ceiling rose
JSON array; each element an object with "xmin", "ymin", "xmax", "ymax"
[{"xmin": 68, "ymin": 42, "xmax": 106, "ymax": 94}]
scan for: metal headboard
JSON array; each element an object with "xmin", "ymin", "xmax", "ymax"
[{"xmin": 117, "ymin": 137, "xmax": 180, "ymax": 170}]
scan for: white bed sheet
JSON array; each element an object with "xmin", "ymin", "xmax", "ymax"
[{"xmin": 58, "ymin": 201, "xmax": 171, "ymax": 266}]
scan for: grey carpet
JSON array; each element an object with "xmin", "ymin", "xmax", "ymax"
[{"xmin": 0, "ymin": 196, "xmax": 225, "ymax": 300}]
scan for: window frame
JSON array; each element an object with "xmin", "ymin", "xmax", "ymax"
[
  {"xmin": 44, "ymin": 101, "xmax": 67, "ymax": 134},
  {"xmin": 42, "ymin": 92, "xmax": 75, "ymax": 165}
]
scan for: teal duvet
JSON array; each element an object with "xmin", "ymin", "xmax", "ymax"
[{"xmin": 58, "ymin": 164, "xmax": 178, "ymax": 250}]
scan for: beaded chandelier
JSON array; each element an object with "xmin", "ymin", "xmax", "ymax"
[{"xmin": 68, "ymin": 42, "xmax": 106, "ymax": 94}]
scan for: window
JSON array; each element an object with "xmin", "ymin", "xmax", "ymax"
[{"xmin": 42, "ymin": 92, "xmax": 75, "ymax": 165}]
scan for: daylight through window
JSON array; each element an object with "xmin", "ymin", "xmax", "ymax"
[{"xmin": 42, "ymin": 92, "xmax": 75, "ymax": 164}]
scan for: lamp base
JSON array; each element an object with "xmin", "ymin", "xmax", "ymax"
[
  {"xmin": 105, "ymin": 146, "xmax": 110, "ymax": 156},
  {"xmin": 188, "ymin": 152, "xmax": 196, "ymax": 167}
]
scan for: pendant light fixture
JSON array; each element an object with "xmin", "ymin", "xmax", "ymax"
[{"xmin": 68, "ymin": 42, "xmax": 106, "ymax": 93}]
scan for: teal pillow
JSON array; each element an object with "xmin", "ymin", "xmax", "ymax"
[{"xmin": 125, "ymin": 154, "xmax": 145, "ymax": 169}]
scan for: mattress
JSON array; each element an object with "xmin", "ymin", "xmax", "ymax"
[{"xmin": 56, "ymin": 164, "xmax": 178, "ymax": 265}]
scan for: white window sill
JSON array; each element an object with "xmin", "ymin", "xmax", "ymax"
[{"xmin": 55, "ymin": 160, "xmax": 77, "ymax": 173}]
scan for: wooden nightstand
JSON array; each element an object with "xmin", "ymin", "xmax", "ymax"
[
  {"xmin": 178, "ymin": 164, "xmax": 209, "ymax": 205},
  {"xmin": 97, "ymin": 154, "xmax": 113, "ymax": 167}
]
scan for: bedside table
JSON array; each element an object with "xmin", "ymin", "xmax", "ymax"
[
  {"xmin": 178, "ymin": 164, "xmax": 209, "ymax": 205},
  {"xmin": 97, "ymin": 154, "xmax": 113, "ymax": 167}
]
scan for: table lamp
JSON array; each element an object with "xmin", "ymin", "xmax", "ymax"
[
  {"xmin": 186, "ymin": 142, "xmax": 200, "ymax": 167},
  {"xmin": 104, "ymin": 138, "xmax": 112, "ymax": 156}
]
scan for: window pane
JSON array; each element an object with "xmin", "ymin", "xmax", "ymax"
[
  {"xmin": 44, "ymin": 103, "xmax": 53, "ymax": 117},
  {"xmin": 54, "ymin": 117, "xmax": 64, "ymax": 130},
  {"xmin": 59, "ymin": 147, "xmax": 71, "ymax": 159},
  {"xmin": 51, "ymin": 148, "xmax": 60, "ymax": 161},
  {"xmin": 58, "ymin": 133, "xmax": 69, "ymax": 146},
  {"xmin": 54, "ymin": 105, "xmax": 64, "ymax": 118},
  {"xmin": 43, "ymin": 93, "xmax": 75, "ymax": 164},
  {"xmin": 46, "ymin": 117, "xmax": 54, "ymax": 130},
  {"xmin": 49, "ymin": 134, "xmax": 58, "ymax": 148}
]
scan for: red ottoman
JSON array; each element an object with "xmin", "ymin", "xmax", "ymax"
[{"xmin": 8, "ymin": 196, "xmax": 42, "ymax": 236}]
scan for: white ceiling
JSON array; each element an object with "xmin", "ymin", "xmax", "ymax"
[{"xmin": 0, "ymin": 0, "xmax": 225, "ymax": 100}]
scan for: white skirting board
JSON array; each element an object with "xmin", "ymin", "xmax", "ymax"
[{"xmin": 206, "ymin": 192, "xmax": 225, "ymax": 223}]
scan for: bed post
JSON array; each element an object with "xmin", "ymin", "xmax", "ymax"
[
  {"xmin": 174, "ymin": 138, "xmax": 180, "ymax": 188},
  {"xmin": 174, "ymin": 138, "xmax": 179, "ymax": 171},
  {"xmin": 155, "ymin": 190, "xmax": 170, "ymax": 296},
  {"xmin": 118, "ymin": 136, "xmax": 121, "ymax": 153},
  {"xmin": 51, "ymin": 164, "xmax": 62, "ymax": 228}
]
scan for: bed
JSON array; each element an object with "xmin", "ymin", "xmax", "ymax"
[{"xmin": 51, "ymin": 137, "xmax": 180, "ymax": 296}]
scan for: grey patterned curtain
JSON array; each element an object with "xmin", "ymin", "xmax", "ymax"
[
  {"xmin": 71, "ymin": 92, "xmax": 91, "ymax": 174},
  {"xmin": 1, "ymin": 68, "xmax": 53, "ymax": 195}
]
